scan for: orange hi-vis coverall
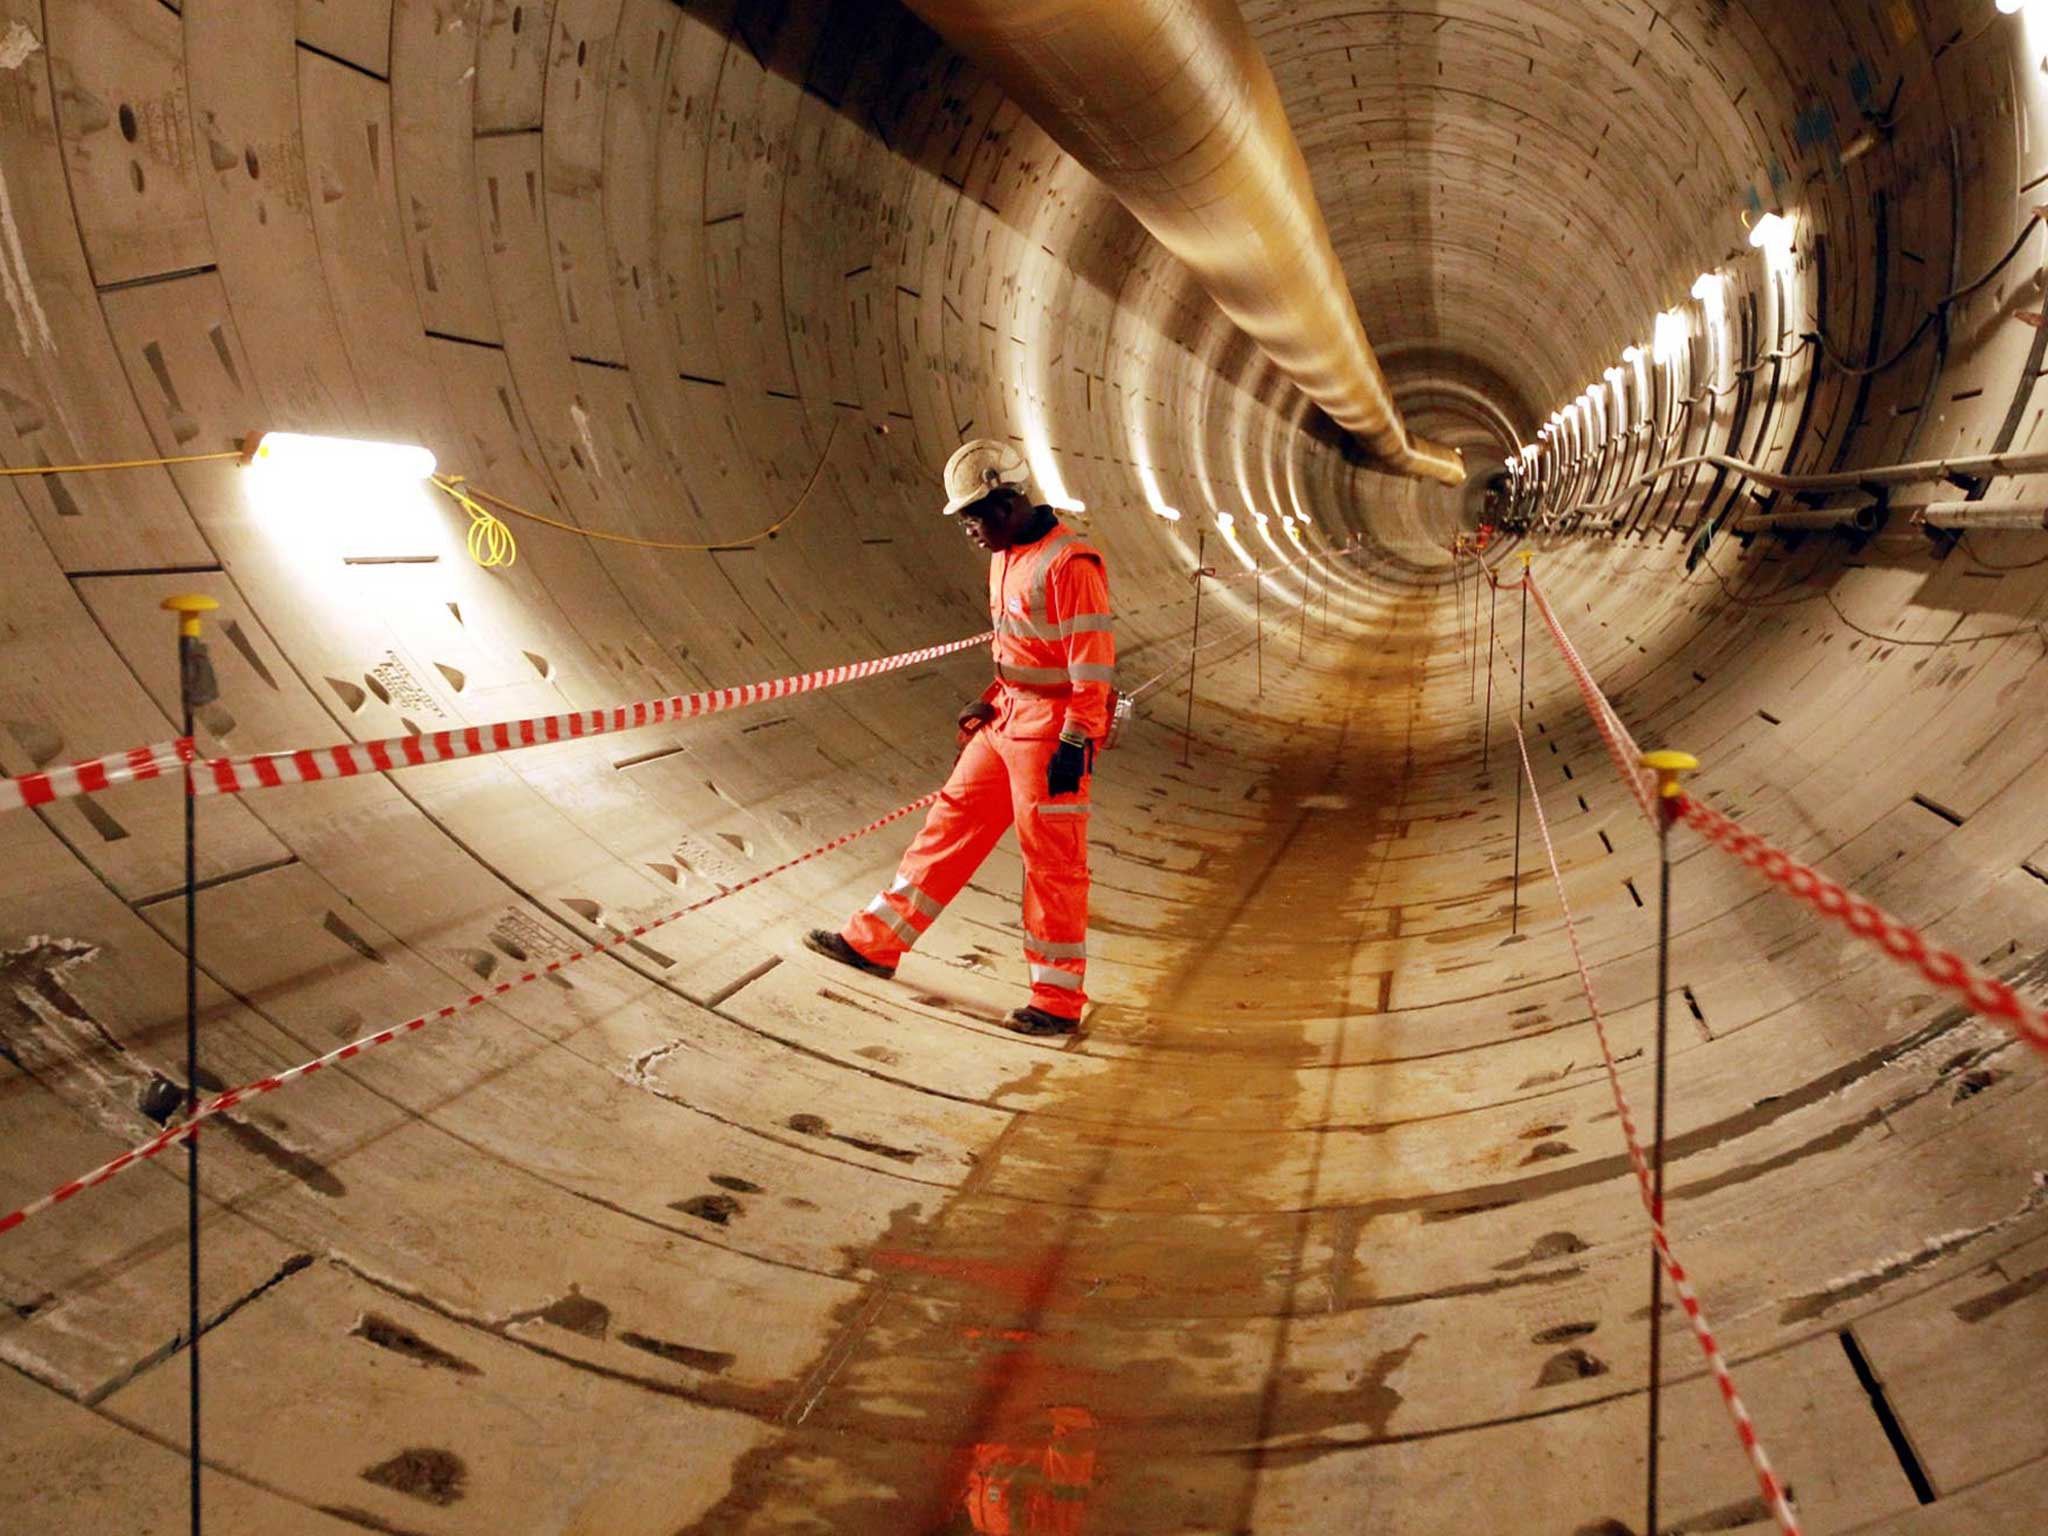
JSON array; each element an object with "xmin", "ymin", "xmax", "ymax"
[{"xmin": 840, "ymin": 519, "xmax": 1115, "ymax": 1019}]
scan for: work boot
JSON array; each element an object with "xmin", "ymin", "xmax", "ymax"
[
  {"xmin": 802, "ymin": 928, "xmax": 896, "ymax": 980},
  {"xmin": 1003, "ymin": 1005, "xmax": 1078, "ymax": 1037}
]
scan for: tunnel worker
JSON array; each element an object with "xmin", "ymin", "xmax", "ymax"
[{"xmin": 804, "ymin": 439, "xmax": 1115, "ymax": 1036}]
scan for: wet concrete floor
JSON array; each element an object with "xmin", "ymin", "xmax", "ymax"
[{"xmin": 685, "ymin": 600, "xmax": 1430, "ymax": 1532}]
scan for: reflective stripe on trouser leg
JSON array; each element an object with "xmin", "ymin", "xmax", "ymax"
[
  {"xmin": 842, "ymin": 730, "xmax": 1015, "ymax": 968},
  {"xmin": 999, "ymin": 732, "xmax": 1090, "ymax": 1019}
]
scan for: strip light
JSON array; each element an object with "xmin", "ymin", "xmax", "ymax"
[{"xmin": 241, "ymin": 431, "xmax": 436, "ymax": 482}]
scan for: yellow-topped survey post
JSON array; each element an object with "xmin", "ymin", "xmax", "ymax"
[
  {"xmin": 160, "ymin": 594, "xmax": 219, "ymax": 639},
  {"xmin": 1641, "ymin": 749, "xmax": 1699, "ymax": 801}
]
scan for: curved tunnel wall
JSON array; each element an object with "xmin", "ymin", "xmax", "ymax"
[{"xmin": 0, "ymin": 1, "xmax": 2044, "ymax": 1532}]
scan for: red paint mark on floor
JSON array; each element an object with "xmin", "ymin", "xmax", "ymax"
[{"xmin": 871, "ymin": 1248, "xmax": 1054, "ymax": 1305}]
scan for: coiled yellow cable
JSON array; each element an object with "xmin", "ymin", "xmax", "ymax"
[{"xmin": 433, "ymin": 477, "xmax": 519, "ymax": 569}]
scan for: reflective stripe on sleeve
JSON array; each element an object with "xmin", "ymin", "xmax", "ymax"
[{"xmin": 1067, "ymin": 664, "xmax": 1117, "ymax": 685}]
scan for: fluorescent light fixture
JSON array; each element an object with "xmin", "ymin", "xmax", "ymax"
[
  {"xmin": 1215, "ymin": 512, "xmax": 1235, "ymax": 532},
  {"xmin": 1051, "ymin": 495, "xmax": 1087, "ymax": 513},
  {"xmin": 1997, "ymin": 0, "xmax": 2024, "ymax": 15},
  {"xmin": 1749, "ymin": 211, "xmax": 1795, "ymax": 256},
  {"xmin": 242, "ymin": 431, "xmax": 436, "ymax": 482},
  {"xmin": 1622, "ymin": 346, "xmax": 1643, "ymax": 364},
  {"xmin": 1653, "ymin": 308, "xmax": 1689, "ymax": 364},
  {"xmin": 1603, "ymin": 367, "xmax": 1623, "ymax": 383},
  {"xmin": 1522, "ymin": 443, "xmax": 1541, "ymax": 460},
  {"xmin": 1691, "ymin": 271, "xmax": 1722, "ymax": 302}
]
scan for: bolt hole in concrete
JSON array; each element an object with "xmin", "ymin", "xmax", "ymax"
[
  {"xmin": 349, "ymin": 1313, "xmax": 480, "ymax": 1376},
  {"xmin": 674, "ymin": 1193, "xmax": 743, "ymax": 1225},
  {"xmin": 618, "ymin": 1332, "xmax": 736, "ymax": 1373},
  {"xmin": 360, "ymin": 1447, "xmax": 467, "ymax": 1506},
  {"xmin": 1536, "ymin": 1347, "xmax": 1611, "ymax": 1386},
  {"xmin": 539, "ymin": 1287, "xmax": 611, "ymax": 1339}
]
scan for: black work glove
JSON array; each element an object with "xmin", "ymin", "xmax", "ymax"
[
  {"xmin": 1046, "ymin": 736, "xmax": 1093, "ymax": 797},
  {"xmin": 956, "ymin": 698, "xmax": 997, "ymax": 748}
]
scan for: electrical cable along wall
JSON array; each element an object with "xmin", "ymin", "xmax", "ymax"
[{"xmin": 1, "ymin": 1, "xmax": 2047, "ymax": 1532}]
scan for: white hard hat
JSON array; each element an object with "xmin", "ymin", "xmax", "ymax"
[{"xmin": 941, "ymin": 438, "xmax": 1031, "ymax": 516}]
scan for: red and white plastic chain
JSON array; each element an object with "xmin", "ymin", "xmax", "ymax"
[
  {"xmin": 1507, "ymin": 709, "xmax": 1803, "ymax": 1535},
  {"xmin": 0, "ymin": 738, "xmax": 193, "ymax": 814},
  {"xmin": 0, "ymin": 789, "xmax": 943, "ymax": 1237},
  {"xmin": 1512, "ymin": 565, "xmax": 2048, "ymax": 1060},
  {"xmin": 1524, "ymin": 575, "xmax": 1658, "ymax": 822},
  {"xmin": 1673, "ymin": 791, "xmax": 2048, "ymax": 1058}
]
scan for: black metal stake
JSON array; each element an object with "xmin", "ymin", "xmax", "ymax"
[
  {"xmin": 1182, "ymin": 532, "xmax": 1206, "ymax": 767},
  {"xmin": 1295, "ymin": 563, "xmax": 1308, "ymax": 662},
  {"xmin": 1510, "ymin": 567, "xmax": 1529, "ymax": 935},
  {"xmin": 1648, "ymin": 781, "xmax": 1677, "ymax": 1536},
  {"xmin": 1467, "ymin": 557, "xmax": 1478, "ymax": 705},
  {"xmin": 1254, "ymin": 553, "xmax": 1264, "ymax": 698},
  {"xmin": 1483, "ymin": 576, "xmax": 1498, "ymax": 773},
  {"xmin": 163, "ymin": 594, "xmax": 217, "ymax": 1536}
]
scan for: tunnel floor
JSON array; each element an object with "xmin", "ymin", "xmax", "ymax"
[
  {"xmin": 686, "ymin": 594, "xmax": 1434, "ymax": 1531},
  {"xmin": 10, "ymin": 580, "xmax": 2043, "ymax": 1535}
]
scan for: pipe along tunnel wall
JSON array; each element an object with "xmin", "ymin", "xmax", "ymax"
[{"xmin": 0, "ymin": 1, "xmax": 2044, "ymax": 1531}]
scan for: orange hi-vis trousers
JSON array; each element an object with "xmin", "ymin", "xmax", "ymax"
[{"xmin": 840, "ymin": 724, "xmax": 1091, "ymax": 1018}]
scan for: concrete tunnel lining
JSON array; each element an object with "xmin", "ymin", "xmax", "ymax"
[{"xmin": 0, "ymin": 0, "xmax": 2045, "ymax": 1532}]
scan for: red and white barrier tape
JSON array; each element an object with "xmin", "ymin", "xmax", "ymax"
[
  {"xmin": 0, "ymin": 738, "xmax": 192, "ymax": 814},
  {"xmin": 1674, "ymin": 792, "xmax": 2048, "ymax": 1059},
  {"xmin": 1507, "ymin": 711, "xmax": 1801, "ymax": 1535},
  {"xmin": 0, "ymin": 789, "xmax": 941, "ymax": 1237},
  {"xmin": 193, "ymin": 633, "xmax": 991, "ymax": 798},
  {"xmin": 0, "ymin": 634, "xmax": 987, "ymax": 816}
]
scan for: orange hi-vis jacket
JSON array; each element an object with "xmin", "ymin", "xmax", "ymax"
[
  {"xmin": 986, "ymin": 520, "xmax": 1116, "ymax": 741},
  {"xmin": 837, "ymin": 513, "xmax": 1113, "ymax": 1019}
]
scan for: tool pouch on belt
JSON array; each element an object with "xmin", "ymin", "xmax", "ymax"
[{"xmin": 1099, "ymin": 690, "xmax": 1135, "ymax": 752}]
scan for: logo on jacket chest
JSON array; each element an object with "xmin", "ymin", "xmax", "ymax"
[{"xmin": 1007, "ymin": 595, "xmax": 1025, "ymax": 616}]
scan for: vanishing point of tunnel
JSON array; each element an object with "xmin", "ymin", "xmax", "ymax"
[{"xmin": 2, "ymin": 0, "xmax": 2045, "ymax": 1532}]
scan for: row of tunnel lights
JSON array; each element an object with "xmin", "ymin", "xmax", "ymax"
[
  {"xmin": 1507, "ymin": 212, "xmax": 1798, "ymax": 484},
  {"xmin": 1515, "ymin": 0, "xmax": 2048, "ymax": 487}
]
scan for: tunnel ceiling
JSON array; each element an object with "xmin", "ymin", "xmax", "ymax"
[{"xmin": 1247, "ymin": 1, "xmax": 1800, "ymax": 443}]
